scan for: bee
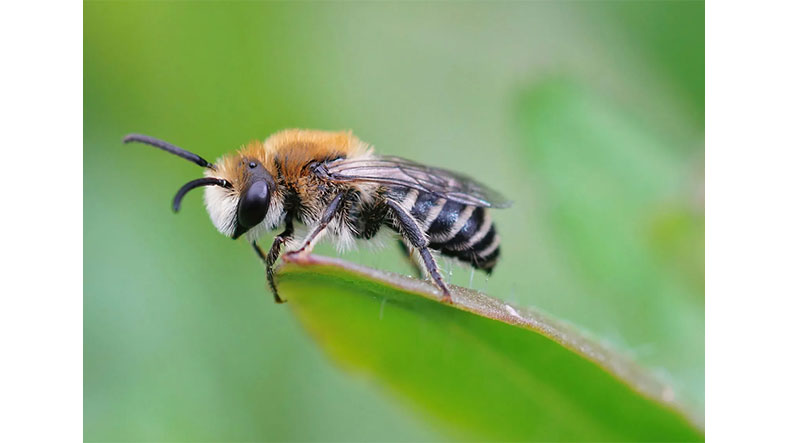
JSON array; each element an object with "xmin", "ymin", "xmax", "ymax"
[{"xmin": 124, "ymin": 129, "xmax": 510, "ymax": 303}]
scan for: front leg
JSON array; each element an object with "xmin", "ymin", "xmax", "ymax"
[
  {"xmin": 386, "ymin": 199, "xmax": 453, "ymax": 303},
  {"xmin": 251, "ymin": 241, "xmax": 267, "ymax": 261},
  {"xmin": 265, "ymin": 217, "xmax": 294, "ymax": 303},
  {"xmin": 287, "ymin": 193, "xmax": 346, "ymax": 256}
]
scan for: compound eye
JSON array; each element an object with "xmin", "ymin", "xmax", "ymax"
[{"xmin": 237, "ymin": 180, "xmax": 271, "ymax": 230}]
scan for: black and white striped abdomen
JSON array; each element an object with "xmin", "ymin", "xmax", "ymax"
[{"xmin": 389, "ymin": 188, "xmax": 501, "ymax": 273}]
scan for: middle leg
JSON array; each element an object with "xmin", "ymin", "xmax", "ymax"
[{"xmin": 288, "ymin": 193, "xmax": 346, "ymax": 256}]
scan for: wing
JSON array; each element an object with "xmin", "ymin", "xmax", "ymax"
[{"xmin": 322, "ymin": 156, "xmax": 512, "ymax": 208}]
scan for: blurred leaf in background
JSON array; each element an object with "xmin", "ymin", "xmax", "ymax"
[{"xmin": 84, "ymin": 1, "xmax": 703, "ymax": 441}]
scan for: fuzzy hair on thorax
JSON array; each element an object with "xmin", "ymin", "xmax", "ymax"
[{"xmin": 245, "ymin": 129, "xmax": 371, "ymax": 182}]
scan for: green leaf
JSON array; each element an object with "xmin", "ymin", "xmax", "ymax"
[
  {"xmin": 278, "ymin": 255, "xmax": 703, "ymax": 441},
  {"xmin": 514, "ymin": 79, "xmax": 705, "ymax": 411}
]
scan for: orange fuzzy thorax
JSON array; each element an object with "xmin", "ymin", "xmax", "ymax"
[{"xmin": 226, "ymin": 129, "xmax": 371, "ymax": 183}]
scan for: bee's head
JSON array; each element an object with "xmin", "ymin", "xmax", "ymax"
[
  {"xmin": 206, "ymin": 151, "xmax": 278, "ymax": 239},
  {"xmin": 124, "ymin": 134, "xmax": 277, "ymax": 240}
]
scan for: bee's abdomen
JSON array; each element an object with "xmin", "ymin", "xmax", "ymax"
[{"xmin": 393, "ymin": 188, "xmax": 501, "ymax": 273}]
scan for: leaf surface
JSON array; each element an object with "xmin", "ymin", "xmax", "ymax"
[{"xmin": 278, "ymin": 254, "xmax": 703, "ymax": 441}]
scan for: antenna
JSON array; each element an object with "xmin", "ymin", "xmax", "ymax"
[{"xmin": 123, "ymin": 134, "xmax": 215, "ymax": 169}]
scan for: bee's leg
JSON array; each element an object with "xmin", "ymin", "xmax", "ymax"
[
  {"xmin": 386, "ymin": 199, "xmax": 453, "ymax": 303},
  {"xmin": 265, "ymin": 217, "xmax": 294, "ymax": 304},
  {"xmin": 397, "ymin": 239, "xmax": 426, "ymax": 279},
  {"xmin": 288, "ymin": 193, "xmax": 346, "ymax": 255},
  {"xmin": 251, "ymin": 241, "xmax": 267, "ymax": 261}
]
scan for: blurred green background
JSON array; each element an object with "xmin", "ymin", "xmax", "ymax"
[{"xmin": 84, "ymin": 1, "xmax": 703, "ymax": 441}]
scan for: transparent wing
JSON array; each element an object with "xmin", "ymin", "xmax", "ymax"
[{"xmin": 323, "ymin": 156, "xmax": 511, "ymax": 208}]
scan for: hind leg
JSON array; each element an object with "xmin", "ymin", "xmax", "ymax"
[
  {"xmin": 397, "ymin": 239, "xmax": 426, "ymax": 278},
  {"xmin": 386, "ymin": 199, "xmax": 452, "ymax": 303}
]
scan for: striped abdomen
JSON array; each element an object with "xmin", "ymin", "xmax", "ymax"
[{"xmin": 390, "ymin": 188, "xmax": 501, "ymax": 273}]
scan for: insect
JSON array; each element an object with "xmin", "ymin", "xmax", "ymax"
[{"xmin": 124, "ymin": 129, "xmax": 509, "ymax": 303}]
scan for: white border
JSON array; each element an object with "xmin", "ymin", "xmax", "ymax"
[
  {"xmin": 707, "ymin": 1, "xmax": 788, "ymax": 440},
  {"xmin": 0, "ymin": 1, "xmax": 83, "ymax": 441}
]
